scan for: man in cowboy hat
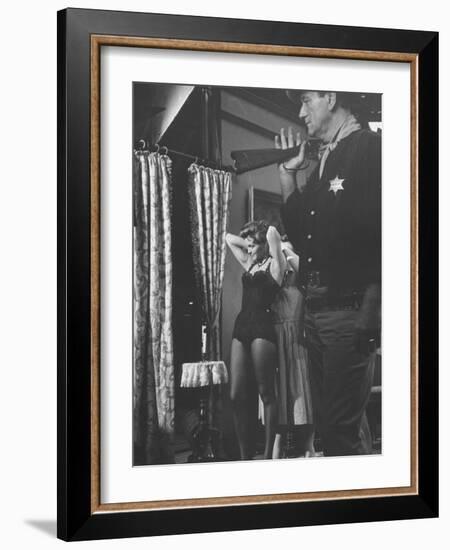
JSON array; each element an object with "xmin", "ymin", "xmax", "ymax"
[{"xmin": 276, "ymin": 89, "xmax": 381, "ymax": 456}]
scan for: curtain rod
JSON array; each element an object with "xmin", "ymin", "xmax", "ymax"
[{"xmin": 135, "ymin": 140, "xmax": 235, "ymax": 173}]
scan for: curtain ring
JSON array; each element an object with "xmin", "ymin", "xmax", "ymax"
[
  {"xmin": 138, "ymin": 139, "xmax": 146, "ymax": 150},
  {"xmin": 161, "ymin": 146, "xmax": 168, "ymax": 155},
  {"xmin": 154, "ymin": 143, "xmax": 160, "ymax": 153}
]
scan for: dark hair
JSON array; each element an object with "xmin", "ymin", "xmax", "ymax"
[{"xmin": 239, "ymin": 220, "xmax": 269, "ymax": 244}]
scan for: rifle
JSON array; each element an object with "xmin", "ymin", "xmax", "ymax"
[{"xmin": 230, "ymin": 139, "xmax": 320, "ymax": 175}]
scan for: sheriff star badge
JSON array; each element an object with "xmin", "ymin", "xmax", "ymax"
[{"xmin": 329, "ymin": 175, "xmax": 345, "ymax": 195}]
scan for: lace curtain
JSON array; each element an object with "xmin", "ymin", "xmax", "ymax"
[
  {"xmin": 187, "ymin": 164, "xmax": 233, "ymax": 360},
  {"xmin": 133, "ymin": 151, "xmax": 175, "ymax": 464}
]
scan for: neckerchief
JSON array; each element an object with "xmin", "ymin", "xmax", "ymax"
[{"xmin": 318, "ymin": 115, "xmax": 361, "ymax": 178}]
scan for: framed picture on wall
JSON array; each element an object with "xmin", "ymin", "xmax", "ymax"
[{"xmin": 57, "ymin": 8, "xmax": 438, "ymax": 542}]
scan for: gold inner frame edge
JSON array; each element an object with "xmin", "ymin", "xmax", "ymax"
[{"xmin": 90, "ymin": 34, "xmax": 419, "ymax": 514}]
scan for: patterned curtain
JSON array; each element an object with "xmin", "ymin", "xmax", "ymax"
[
  {"xmin": 133, "ymin": 151, "xmax": 175, "ymax": 465},
  {"xmin": 187, "ymin": 164, "xmax": 233, "ymax": 360}
]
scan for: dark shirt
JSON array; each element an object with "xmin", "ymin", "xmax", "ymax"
[{"xmin": 281, "ymin": 128, "xmax": 381, "ymax": 293}]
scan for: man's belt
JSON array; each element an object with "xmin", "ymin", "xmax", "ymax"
[
  {"xmin": 305, "ymin": 270, "xmax": 324, "ymax": 287},
  {"xmin": 305, "ymin": 291, "xmax": 364, "ymax": 312},
  {"xmin": 304, "ymin": 270, "xmax": 367, "ymax": 311}
]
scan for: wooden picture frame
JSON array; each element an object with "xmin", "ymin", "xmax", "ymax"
[{"xmin": 57, "ymin": 7, "xmax": 438, "ymax": 541}]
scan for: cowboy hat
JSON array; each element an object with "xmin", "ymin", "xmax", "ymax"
[{"xmin": 286, "ymin": 89, "xmax": 381, "ymax": 121}]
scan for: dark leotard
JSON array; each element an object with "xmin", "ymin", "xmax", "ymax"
[{"xmin": 232, "ymin": 262, "xmax": 279, "ymax": 348}]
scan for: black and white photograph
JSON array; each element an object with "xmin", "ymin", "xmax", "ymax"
[{"xmin": 132, "ymin": 82, "xmax": 382, "ymax": 466}]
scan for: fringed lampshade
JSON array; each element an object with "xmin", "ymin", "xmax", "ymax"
[{"xmin": 180, "ymin": 361, "xmax": 228, "ymax": 388}]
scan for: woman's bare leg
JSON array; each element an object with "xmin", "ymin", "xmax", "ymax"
[
  {"xmin": 251, "ymin": 339, "xmax": 278, "ymax": 460},
  {"xmin": 230, "ymin": 339, "xmax": 251, "ymax": 460},
  {"xmin": 304, "ymin": 426, "xmax": 316, "ymax": 456},
  {"xmin": 272, "ymin": 433, "xmax": 283, "ymax": 459}
]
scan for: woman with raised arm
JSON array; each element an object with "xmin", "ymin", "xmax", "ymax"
[{"xmin": 225, "ymin": 221, "xmax": 284, "ymax": 460}]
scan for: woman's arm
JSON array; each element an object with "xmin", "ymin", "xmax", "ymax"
[
  {"xmin": 266, "ymin": 226, "xmax": 287, "ymax": 286},
  {"xmin": 283, "ymin": 248, "xmax": 300, "ymax": 273},
  {"xmin": 225, "ymin": 233, "xmax": 250, "ymax": 270}
]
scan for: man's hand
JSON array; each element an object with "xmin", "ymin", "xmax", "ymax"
[
  {"xmin": 275, "ymin": 127, "xmax": 307, "ymax": 171},
  {"xmin": 353, "ymin": 284, "xmax": 381, "ymax": 355}
]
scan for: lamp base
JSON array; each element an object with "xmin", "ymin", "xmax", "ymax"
[
  {"xmin": 187, "ymin": 424, "xmax": 221, "ymax": 463},
  {"xmin": 186, "ymin": 395, "xmax": 223, "ymax": 462}
]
